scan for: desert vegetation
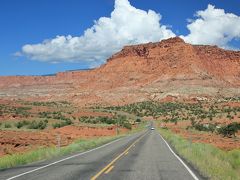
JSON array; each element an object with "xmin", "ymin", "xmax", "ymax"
[
  {"xmin": 99, "ymin": 97, "xmax": 240, "ymax": 161},
  {"xmin": 0, "ymin": 99, "xmax": 144, "ymax": 166},
  {"xmin": 0, "ymin": 96, "xmax": 239, "ymax": 177},
  {"xmin": 79, "ymin": 115, "xmax": 132, "ymax": 129},
  {"xmin": 106, "ymin": 97, "xmax": 240, "ymax": 139},
  {"xmin": 0, "ymin": 104, "xmax": 31, "ymax": 118}
]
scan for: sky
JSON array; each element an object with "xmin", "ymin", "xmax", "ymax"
[{"xmin": 0, "ymin": 0, "xmax": 240, "ymax": 76}]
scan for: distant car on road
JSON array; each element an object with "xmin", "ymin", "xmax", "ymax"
[{"xmin": 151, "ymin": 127, "xmax": 155, "ymax": 130}]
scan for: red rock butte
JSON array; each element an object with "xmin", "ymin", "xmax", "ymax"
[{"xmin": 0, "ymin": 37, "xmax": 240, "ymax": 105}]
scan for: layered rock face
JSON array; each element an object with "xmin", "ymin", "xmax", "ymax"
[{"xmin": 0, "ymin": 37, "xmax": 240, "ymax": 105}]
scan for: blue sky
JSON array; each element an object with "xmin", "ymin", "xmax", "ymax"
[{"xmin": 0, "ymin": 0, "xmax": 239, "ymax": 76}]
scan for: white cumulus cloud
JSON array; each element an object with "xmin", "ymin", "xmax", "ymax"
[
  {"xmin": 20, "ymin": 0, "xmax": 175, "ymax": 65},
  {"xmin": 181, "ymin": 4, "xmax": 240, "ymax": 48}
]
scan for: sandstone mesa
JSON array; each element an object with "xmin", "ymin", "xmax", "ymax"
[{"xmin": 0, "ymin": 37, "xmax": 240, "ymax": 105}]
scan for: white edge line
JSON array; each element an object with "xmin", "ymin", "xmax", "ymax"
[
  {"xmin": 6, "ymin": 136, "xmax": 126, "ymax": 180},
  {"xmin": 158, "ymin": 133, "xmax": 199, "ymax": 180}
]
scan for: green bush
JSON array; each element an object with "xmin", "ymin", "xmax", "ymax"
[
  {"xmin": 4, "ymin": 123, "xmax": 12, "ymax": 128},
  {"xmin": 28, "ymin": 120, "xmax": 48, "ymax": 130},
  {"xmin": 79, "ymin": 114, "xmax": 132, "ymax": 128},
  {"xmin": 193, "ymin": 123, "xmax": 216, "ymax": 132},
  {"xmin": 218, "ymin": 122, "xmax": 240, "ymax": 137},
  {"xmin": 136, "ymin": 118, "xmax": 141, "ymax": 122},
  {"xmin": 52, "ymin": 119, "xmax": 73, "ymax": 129},
  {"xmin": 79, "ymin": 116, "xmax": 89, "ymax": 122},
  {"xmin": 15, "ymin": 120, "xmax": 30, "ymax": 129},
  {"xmin": 226, "ymin": 114, "xmax": 234, "ymax": 120},
  {"xmin": 15, "ymin": 122, "xmax": 24, "ymax": 129},
  {"xmin": 123, "ymin": 122, "xmax": 132, "ymax": 129}
]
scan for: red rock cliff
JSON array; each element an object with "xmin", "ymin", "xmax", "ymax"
[{"xmin": 0, "ymin": 37, "xmax": 239, "ymax": 105}]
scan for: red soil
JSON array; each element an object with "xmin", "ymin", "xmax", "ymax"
[{"xmin": 0, "ymin": 125, "xmax": 127, "ymax": 157}]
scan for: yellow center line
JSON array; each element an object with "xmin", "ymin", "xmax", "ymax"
[
  {"xmin": 104, "ymin": 165, "xmax": 114, "ymax": 174},
  {"xmin": 90, "ymin": 133, "xmax": 147, "ymax": 180}
]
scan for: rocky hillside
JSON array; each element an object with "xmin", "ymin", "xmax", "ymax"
[{"xmin": 0, "ymin": 37, "xmax": 240, "ymax": 105}]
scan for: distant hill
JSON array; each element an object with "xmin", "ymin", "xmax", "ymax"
[{"xmin": 0, "ymin": 37, "xmax": 239, "ymax": 105}]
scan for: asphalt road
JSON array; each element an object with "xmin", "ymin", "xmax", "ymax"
[{"xmin": 0, "ymin": 130, "xmax": 203, "ymax": 180}]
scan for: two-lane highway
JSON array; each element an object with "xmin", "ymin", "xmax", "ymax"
[{"xmin": 0, "ymin": 130, "xmax": 203, "ymax": 180}]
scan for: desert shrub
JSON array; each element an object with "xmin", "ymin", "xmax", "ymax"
[
  {"xmin": 39, "ymin": 112, "xmax": 51, "ymax": 119},
  {"xmin": 52, "ymin": 123, "xmax": 61, "ymax": 129},
  {"xmin": 93, "ymin": 116, "xmax": 116, "ymax": 124},
  {"xmin": 79, "ymin": 114, "xmax": 132, "ymax": 129},
  {"xmin": 28, "ymin": 121, "xmax": 38, "ymax": 129},
  {"xmin": 4, "ymin": 123, "xmax": 12, "ymax": 128},
  {"xmin": 218, "ymin": 122, "xmax": 240, "ymax": 137},
  {"xmin": 13, "ymin": 107, "xmax": 31, "ymax": 117},
  {"xmin": 15, "ymin": 122, "xmax": 23, "ymax": 129},
  {"xmin": 79, "ymin": 116, "xmax": 91, "ymax": 123},
  {"xmin": 15, "ymin": 120, "xmax": 30, "ymax": 129},
  {"xmin": 59, "ymin": 101, "xmax": 69, "ymax": 105},
  {"xmin": 136, "ymin": 118, "xmax": 141, "ymax": 122},
  {"xmin": 208, "ymin": 115, "xmax": 213, "ymax": 121},
  {"xmin": 193, "ymin": 123, "xmax": 216, "ymax": 133},
  {"xmin": 190, "ymin": 117, "xmax": 196, "ymax": 125},
  {"xmin": 52, "ymin": 119, "xmax": 73, "ymax": 129},
  {"xmin": 199, "ymin": 114, "xmax": 207, "ymax": 120},
  {"xmin": 194, "ymin": 123, "xmax": 207, "ymax": 131},
  {"xmin": 30, "ymin": 101, "xmax": 60, "ymax": 107},
  {"xmin": 123, "ymin": 122, "xmax": 132, "ymax": 129},
  {"xmin": 170, "ymin": 117, "xmax": 178, "ymax": 123},
  {"xmin": 28, "ymin": 120, "xmax": 48, "ymax": 130},
  {"xmin": 52, "ymin": 122, "xmax": 65, "ymax": 129},
  {"xmin": 64, "ymin": 119, "xmax": 72, "ymax": 125},
  {"xmin": 39, "ymin": 111, "xmax": 69, "ymax": 121},
  {"xmin": 226, "ymin": 114, "xmax": 234, "ymax": 120}
]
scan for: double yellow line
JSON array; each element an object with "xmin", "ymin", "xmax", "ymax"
[{"xmin": 91, "ymin": 133, "xmax": 147, "ymax": 180}]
